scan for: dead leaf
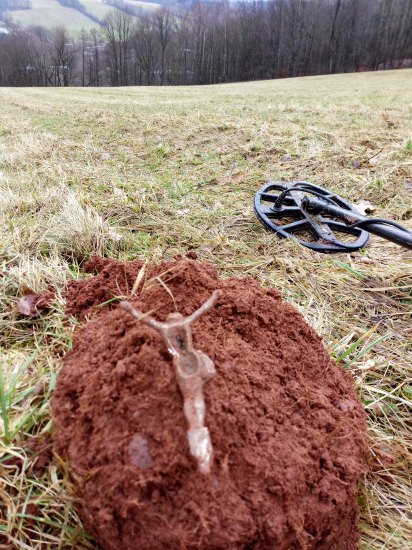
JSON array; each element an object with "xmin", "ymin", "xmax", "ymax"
[
  {"xmin": 350, "ymin": 253, "xmax": 377, "ymax": 265},
  {"xmin": 356, "ymin": 200, "xmax": 376, "ymax": 215},
  {"xmin": 231, "ymin": 173, "xmax": 244, "ymax": 183},
  {"xmin": 17, "ymin": 294, "xmax": 37, "ymax": 315},
  {"xmin": 198, "ymin": 244, "xmax": 215, "ymax": 254},
  {"xmin": 32, "ymin": 381, "xmax": 46, "ymax": 397},
  {"xmin": 17, "ymin": 291, "xmax": 54, "ymax": 317}
]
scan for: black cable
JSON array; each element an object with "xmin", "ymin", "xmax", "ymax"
[
  {"xmin": 348, "ymin": 218, "xmax": 412, "ymax": 234},
  {"xmin": 270, "ymin": 185, "xmax": 412, "ymax": 242},
  {"xmin": 274, "ymin": 186, "xmax": 339, "ymax": 209}
]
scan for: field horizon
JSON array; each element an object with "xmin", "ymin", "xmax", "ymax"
[{"xmin": 0, "ymin": 69, "xmax": 411, "ymax": 548}]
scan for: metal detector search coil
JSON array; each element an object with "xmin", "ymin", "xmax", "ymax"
[{"xmin": 254, "ymin": 181, "xmax": 412, "ymax": 253}]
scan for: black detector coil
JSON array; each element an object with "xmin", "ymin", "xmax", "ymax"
[{"xmin": 254, "ymin": 181, "xmax": 369, "ymax": 253}]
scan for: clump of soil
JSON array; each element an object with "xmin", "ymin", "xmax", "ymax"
[{"xmin": 53, "ymin": 257, "xmax": 367, "ymax": 550}]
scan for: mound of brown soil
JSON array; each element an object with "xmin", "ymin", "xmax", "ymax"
[{"xmin": 52, "ymin": 257, "xmax": 367, "ymax": 550}]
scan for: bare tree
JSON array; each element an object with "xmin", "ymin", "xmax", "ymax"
[
  {"xmin": 153, "ymin": 7, "xmax": 172, "ymax": 85},
  {"xmin": 102, "ymin": 10, "xmax": 133, "ymax": 85},
  {"xmin": 48, "ymin": 26, "xmax": 77, "ymax": 86},
  {"xmin": 132, "ymin": 16, "xmax": 157, "ymax": 85}
]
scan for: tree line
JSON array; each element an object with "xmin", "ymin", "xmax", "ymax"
[{"xmin": 0, "ymin": 0, "xmax": 411, "ymax": 87}]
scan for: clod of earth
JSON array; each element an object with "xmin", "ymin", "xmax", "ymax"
[{"xmin": 52, "ymin": 257, "xmax": 368, "ymax": 550}]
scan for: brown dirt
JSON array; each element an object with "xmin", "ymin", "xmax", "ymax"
[{"xmin": 53, "ymin": 257, "xmax": 367, "ymax": 550}]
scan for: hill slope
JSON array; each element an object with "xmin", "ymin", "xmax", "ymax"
[{"xmin": 1, "ymin": 0, "xmax": 161, "ymax": 31}]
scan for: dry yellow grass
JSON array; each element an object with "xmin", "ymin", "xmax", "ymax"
[{"xmin": 0, "ymin": 69, "xmax": 411, "ymax": 549}]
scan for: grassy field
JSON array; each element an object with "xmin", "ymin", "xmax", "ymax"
[
  {"xmin": 0, "ymin": 70, "xmax": 411, "ymax": 548},
  {"xmin": 7, "ymin": 0, "xmax": 161, "ymax": 31}
]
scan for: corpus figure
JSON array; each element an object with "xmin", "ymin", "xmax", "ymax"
[{"xmin": 120, "ymin": 289, "xmax": 222, "ymax": 474}]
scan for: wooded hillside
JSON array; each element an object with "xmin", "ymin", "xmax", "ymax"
[{"xmin": 0, "ymin": 0, "xmax": 411, "ymax": 86}]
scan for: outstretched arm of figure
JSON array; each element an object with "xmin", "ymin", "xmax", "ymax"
[
  {"xmin": 119, "ymin": 301, "xmax": 164, "ymax": 331},
  {"xmin": 186, "ymin": 290, "xmax": 223, "ymax": 325}
]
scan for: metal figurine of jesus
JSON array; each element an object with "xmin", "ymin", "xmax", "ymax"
[{"xmin": 119, "ymin": 289, "xmax": 222, "ymax": 475}]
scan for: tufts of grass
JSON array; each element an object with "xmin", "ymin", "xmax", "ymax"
[
  {"xmin": 0, "ymin": 70, "xmax": 411, "ymax": 548},
  {"xmin": 1, "ymin": 181, "xmax": 122, "ymax": 260}
]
